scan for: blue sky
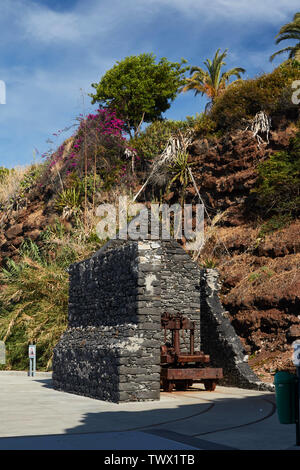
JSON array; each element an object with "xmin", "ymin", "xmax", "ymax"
[{"xmin": 0, "ymin": 0, "xmax": 299, "ymax": 168}]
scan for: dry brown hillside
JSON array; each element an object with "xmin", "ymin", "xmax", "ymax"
[
  {"xmin": 183, "ymin": 124, "xmax": 300, "ymax": 383},
  {"xmin": 0, "ymin": 120, "xmax": 299, "ymax": 379}
]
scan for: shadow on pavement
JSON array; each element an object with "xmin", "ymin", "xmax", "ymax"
[
  {"xmin": 16, "ymin": 378, "xmax": 298, "ymax": 450},
  {"xmin": 59, "ymin": 388, "xmax": 281, "ymax": 450}
]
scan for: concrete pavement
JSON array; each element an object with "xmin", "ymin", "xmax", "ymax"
[{"xmin": 0, "ymin": 371, "xmax": 298, "ymax": 450}]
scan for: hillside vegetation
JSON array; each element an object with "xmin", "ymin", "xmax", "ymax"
[{"xmin": 0, "ymin": 58, "xmax": 299, "ymax": 381}]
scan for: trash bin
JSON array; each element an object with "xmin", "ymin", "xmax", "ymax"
[{"xmin": 274, "ymin": 371, "xmax": 298, "ymax": 424}]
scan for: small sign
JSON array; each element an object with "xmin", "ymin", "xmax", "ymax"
[
  {"xmin": 0, "ymin": 341, "xmax": 5, "ymax": 364},
  {"xmin": 28, "ymin": 345, "xmax": 36, "ymax": 359},
  {"xmin": 292, "ymin": 340, "xmax": 300, "ymax": 367}
]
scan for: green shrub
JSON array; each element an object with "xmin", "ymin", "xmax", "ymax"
[
  {"xmin": 19, "ymin": 239, "xmax": 45, "ymax": 265},
  {"xmin": 0, "ymin": 167, "xmax": 9, "ymax": 181},
  {"xmin": 0, "ymin": 212, "xmax": 106, "ymax": 371},
  {"xmin": 258, "ymin": 214, "xmax": 292, "ymax": 238},
  {"xmin": 66, "ymin": 173, "xmax": 103, "ymax": 196},
  {"xmin": 186, "ymin": 113, "xmax": 219, "ymax": 138},
  {"xmin": 19, "ymin": 164, "xmax": 43, "ymax": 197},
  {"xmin": 254, "ymin": 129, "xmax": 300, "ymax": 219},
  {"xmin": 248, "ymin": 267, "xmax": 274, "ymax": 284},
  {"xmin": 86, "ymin": 231, "xmax": 101, "ymax": 244},
  {"xmin": 210, "ymin": 60, "xmax": 300, "ymax": 130},
  {"xmin": 248, "ymin": 272, "xmax": 261, "ymax": 283},
  {"xmin": 54, "ymin": 187, "xmax": 84, "ymax": 216},
  {"xmin": 0, "ymin": 232, "xmax": 99, "ymax": 370},
  {"xmin": 0, "ymin": 251, "xmax": 69, "ymax": 371},
  {"xmin": 201, "ymin": 258, "xmax": 218, "ymax": 268},
  {"xmin": 130, "ymin": 119, "xmax": 190, "ymax": 161}
]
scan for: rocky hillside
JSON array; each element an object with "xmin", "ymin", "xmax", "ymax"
[
  {"xmin": 185, "ymin": 123, "xmax": 300, "ymax": 383},
  {"xmin": 1, "ymin": 122, "xmax": 299, "ymax": 380},
  {"xmin": 0, "ymin": 61, "xmax": 299, "ymax": 378}
]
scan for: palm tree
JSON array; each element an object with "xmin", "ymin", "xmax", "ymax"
[
  {"xmin": 181, "ymin": 49, "xmax": 245, "ymax": 110},
  {"xmin": 270, "ymin": 12, "xmax": 300, "ymax": 62}
]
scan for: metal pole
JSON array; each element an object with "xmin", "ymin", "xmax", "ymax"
[
  {"xmin": 190, "ymin": 326, "xmax": 194, "ymax": 355},
  {"xmin": 174, "ymin": 320, "xmax": 180, "ymax": 356}
]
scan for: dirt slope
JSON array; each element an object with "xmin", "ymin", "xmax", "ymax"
[
  {"xmin": 0, "ymin": 124, "xmax": 299, "ymax": 381},
  {"xmin": 187, "ymin": 124, "xmax": 300, "ymax": 382}
]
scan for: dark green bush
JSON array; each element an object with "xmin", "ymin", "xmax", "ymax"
[
  {"xmin": 131, "ymin": 115, "xmax": 221, "ymax": 162},
  {"xmin": 187, "ymin": 113, "xmax": 219, "ymax": 138},
  {"xmin": 210, "ymin": 60, "xmax": 300, "ymax": 130},
  {"xmin": 258, "ymin": 214, "xmax": 292, "ymax": 238},
  {"xmin": 19, "ymin": 165, "xmax": 43, "ymax": 197},
  {"xmin": 254, "ymin": 128, "xmax": 300, "ymax": 219},
  {"xmin": 130, "ymin": 119, "xmax": 190, "ymax": 161}
]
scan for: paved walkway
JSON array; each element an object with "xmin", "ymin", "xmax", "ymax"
[{"xmin": 0, "ymin": 371, "xmax": 298, "ymax": 450}]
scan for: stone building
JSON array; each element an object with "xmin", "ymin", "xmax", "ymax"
[{"xmin": 52, "ymin": 238, "xmax": 271, "ymax": 403}]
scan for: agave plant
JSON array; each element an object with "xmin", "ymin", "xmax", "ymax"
[
  {"xmin": 54, "ymin": 187, "xmax": 84, "ymax": 219},
  {"xmin": 270, "ymin": 12, "xmax": 300, "ymax": 62},
  {"xmin": 167, "ymin": 151, "xmax": 195, "ymax": 206}
]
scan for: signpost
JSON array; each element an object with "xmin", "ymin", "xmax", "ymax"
[
  {"xmin": 28, "ymin": 344, "xmax": 36, "ymax": 377},
  {"xmin": 292, "ymin": 340, "xmax": 300, "ymax": 446}
]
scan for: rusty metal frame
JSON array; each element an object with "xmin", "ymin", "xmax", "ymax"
[{"xmin": 160, "ymin": 312, "xmax": 223, "ymax": 392}]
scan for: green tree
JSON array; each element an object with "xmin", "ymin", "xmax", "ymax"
[
  {"xmin": 180, "ymin": 49, "xmax": 245, "ymax": 110},
  {"xmin": 270, "ymin": 12, "xmax": 300, "ymax": 62},
  {"xmin": 90, "ymin": 53, "xmax": 188, "ymax": 138}
]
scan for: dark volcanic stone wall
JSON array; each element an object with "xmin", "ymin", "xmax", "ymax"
[
  {"xmin": 53, "ymin": 239, "xmax": 271, "ymax": 403},
  {"xmin": 200, "ymin": 268, "xmax": 273, "ymax": 391},
  {"xmin": 69, "ymin": 240, "xmax": 139, "ymax": 327},
  {"xmin": 53, "ymin": 240, "xmax": 162, "ymax": 402},
  {"xmin": 52, "ymin": 238, "xmax": 204, "ymax": 402},
  {"xmin": 160, "ymin": 240, "xmax": 201, "ymax": 351}
]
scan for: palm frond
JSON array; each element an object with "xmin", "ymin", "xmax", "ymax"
[
  {"xmin": 180, "ymin": 48, "xmax": 245, "ymax": 103},
  {"xmin": 270, "ymin": 12, "xmax": 300, "ymax": 62},
  {"xmin": 275, "ymin": 33, "xmax": 300, "ymax": 45},
  {"xmin": 221, "ymin": 67, "xmax": 246, "ymax": 83},
  {"xmin": 270, "ymin": 46, "xmax": 297, "ymax": 62}
]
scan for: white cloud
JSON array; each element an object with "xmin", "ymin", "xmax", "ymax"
[
  {"xmin": 149, "ymin": 0, "xmax": 300, "ymax": 24},
  {"xmin": 0, "ymin": 0, "xmax": 298, "ymax": 167},
  {"xmin": 18, "ymin": 0, "xmax": 146, "ymax": 44},
  {"xmin": 13, "ymin": 0, "xmax": 299, "ymax": 49},
  {"xmin": 22, "ymin": 7, "xmax": 81, "ymax": 43}
]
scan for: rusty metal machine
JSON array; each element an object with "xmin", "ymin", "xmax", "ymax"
[{"xmin": 160, "ymin": 312, "xmax": 223, "ymax": 392}]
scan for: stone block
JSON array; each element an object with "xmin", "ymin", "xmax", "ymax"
[{"xmin": 53, "ymin": 238, "xmax": 205, "ymax": 402}]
